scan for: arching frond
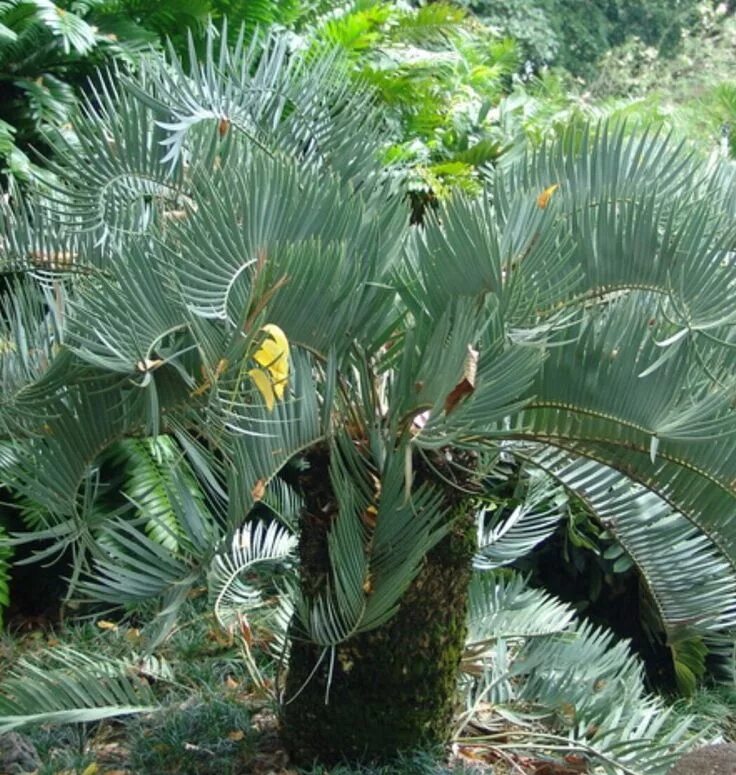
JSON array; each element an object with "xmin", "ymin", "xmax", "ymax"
[
  {"xmin": 0, "ymin": 648, "xmax": 167, "ymax": 733},
  {"xmin": 166, "ymin": 150, "xmax": 404, "ymax": 356},
  {"xmin": 0, "ymin": 277, "xmax": 63, "ymax": 434},
  {"xmin": 137, "ymin": 26, "xmax": 384, "ymax": 182},
  {"xmin": 527, "ymin": 445, "xmax": 736, "ymax": 641},
  {"xmin": 0, "ymin": 193, "xmax": 104, "ymax": 275},
  {"xmin": 208, "ymin": 518, "xmax": 296, "ymax": 632},
  {"xmin": 44, "ymin": 72, "xmax": 188, "ymax": 246},
  {"xmin": 6, "ymin": 382, "xmax": 145, "ymax": 519},
  {"xmin": 294, "ymin": 434, "xmax": 450, "ymax": 646},
  {"xmin": 474, "ymin": 468, "xmax": 566, "ymax": 570},
  {"xmin": 461, "ymin": 571, "xmax": 706, "ymax": 774},
  {"xmin": 218, "ymin": 347, "xmax": 323, "ymax": 521},
  {"xmin": 465, "ymin": 572, "xmax": 576, "ymax": 649}
]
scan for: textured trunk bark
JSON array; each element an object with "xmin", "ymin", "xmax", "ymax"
[{"xmin": 280, "ymin": 450, "xmax": 476, "ymax": 766}]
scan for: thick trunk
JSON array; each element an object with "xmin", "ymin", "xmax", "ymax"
[{"xmin": 280, "ymin": 451, "xmax": 476, "ymax": 765}]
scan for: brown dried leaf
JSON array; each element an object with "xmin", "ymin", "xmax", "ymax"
[
  {"xmin": 251, "ymin": 479, "xmax": 267, "ymax": 502},
  {"xmin": 444, "ymin": 346, "xmax": 479, "ymax": 414},
  {"xmin": 536, "ymin": 183, "xmax": 560, "ymax": 209}
]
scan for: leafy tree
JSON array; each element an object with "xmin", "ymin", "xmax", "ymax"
[
  {"xmin": 296, "ymin": 1, "xmax": 519, "ymax": 216},
  {"xmin": 461, "ymin": 0, "xmax": 708, "ymax": 78},
  {"xmin": 1, "ymin": 26, "xmax": 736, "ymax": 769}
]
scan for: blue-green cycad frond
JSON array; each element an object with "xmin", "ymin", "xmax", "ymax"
[
  {"xmin": 44, "ymin": 71, "xmax": 189, "ymax": 247},
  {"xmin": 522, "ymin": 294, "xmax": 736, "ymax": 449},
  {"xmin": 217, "ymin": 347, "xmax": 323, "ymax": 517},
  {"xmin": 64, "ymin": 240, "xmax": 190, "ymax": 378},
  {"xmin": 463, "ymin": 571, "xmax": 706, "ymax": 774},
  {"xmin": 138, "ymin": 24, "xmax": 385, "ymax": 183},
  {"xmin": 529, "ymin": 445, "xmax": 736, "ymax": 642},
  {"xmin": 505, "ymin": 123, "xmax": 699, "ymax": 213},
  {"xmin": 0, "ymin": 277, "xmax": 63, "ymax": 434},
  {"xmin": 6, "ymin": 381, "xmax": 145, "ymax": 521},
  {"xmin": 0, "ymin": 647, "xmax": 168, "ymax": 734},
  {"xmin": 500, "ymin": 124, "xmax": 736, "ymax": 333},
  {"xmin": 0, "ymin": 192, "xmax": 105, "ymax": 275},
  {"xmin": 406, "ymin": 191, "xmax": 576, "ymax": 328},
  {"xmin": 166, "ymin": 150, "xmax": 404, "ymax": 356},
  {"xmin": 77, "ymin": 460, "xmax": 298, "ymax": 649},
  {"xmin": 77, "ymin": 465, "xmax": 222, "ymax": 645},
  {"xmin": 208, "ymin": 518, "xmax": 297, "ymax": 634},
  {"xmin": 465, "ymin": 573, "xmax": 576, "ymax": 649},
  {"xmin": 509, "ymin": 290, "xmax": 736, "ymax": 584},
  {"xmin": 473, "ymin": 467, "xmax": 567, "ymax": 570},
  {"xmin": 294, "ymin": 433, "xmax": 450, "ymax": 646}
]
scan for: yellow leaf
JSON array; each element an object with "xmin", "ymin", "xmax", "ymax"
[
  {"xmin": 227, "ymin": 730, "xmax": 245, "ymax": 741},
  {"xmin": 248, "ymin": 368, "xmax": 275, "ymax": 411},
  {"xmin": 96, "ymin": 620, "xmax": 118, "ymax": 632},
  {"xmin": 252, "ymin": 338, "xmax": 281, "ymax": 367},
  {"xmin": 536, "ymin": 183, "xmax": 560, "ymax": 209},
  {"xmin": 252, "ymin": 324, "xmax": 289, "ymax": 400},
  {"xmin": 261, "ymin": 323, "xmax": 289, "ymax": 352},
  {"xmin": 81, "ymin": 764, "xmax": 99, "ymax": 775},
  {"xmin": 272, "ymin": 375, "xmax": 287, "ymax": 400}
]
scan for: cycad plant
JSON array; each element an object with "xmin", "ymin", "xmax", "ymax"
[
  {"xmin": 0, "ymin": 0, "xmax": 211, "ymax": 183},
  {"xmin": 1, "ymin": 26, "xmax": 736, "ymax": 767},
  {"xmin": 0, "ymin": 0, "xmax": 309, "ymax": 184}
]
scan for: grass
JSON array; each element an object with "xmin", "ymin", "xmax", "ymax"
[
  {"xmin": 1, "ymin": 597, "xmax": 735, "ymax": 774},
  {"xmin": 0, "ymin": 600, "xmax": 494, "ymax": 774}
]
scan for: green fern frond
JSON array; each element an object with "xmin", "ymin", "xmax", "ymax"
[{"xmin": 106, "ymin": 436, "xmax": 208, "ymax": 552}]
